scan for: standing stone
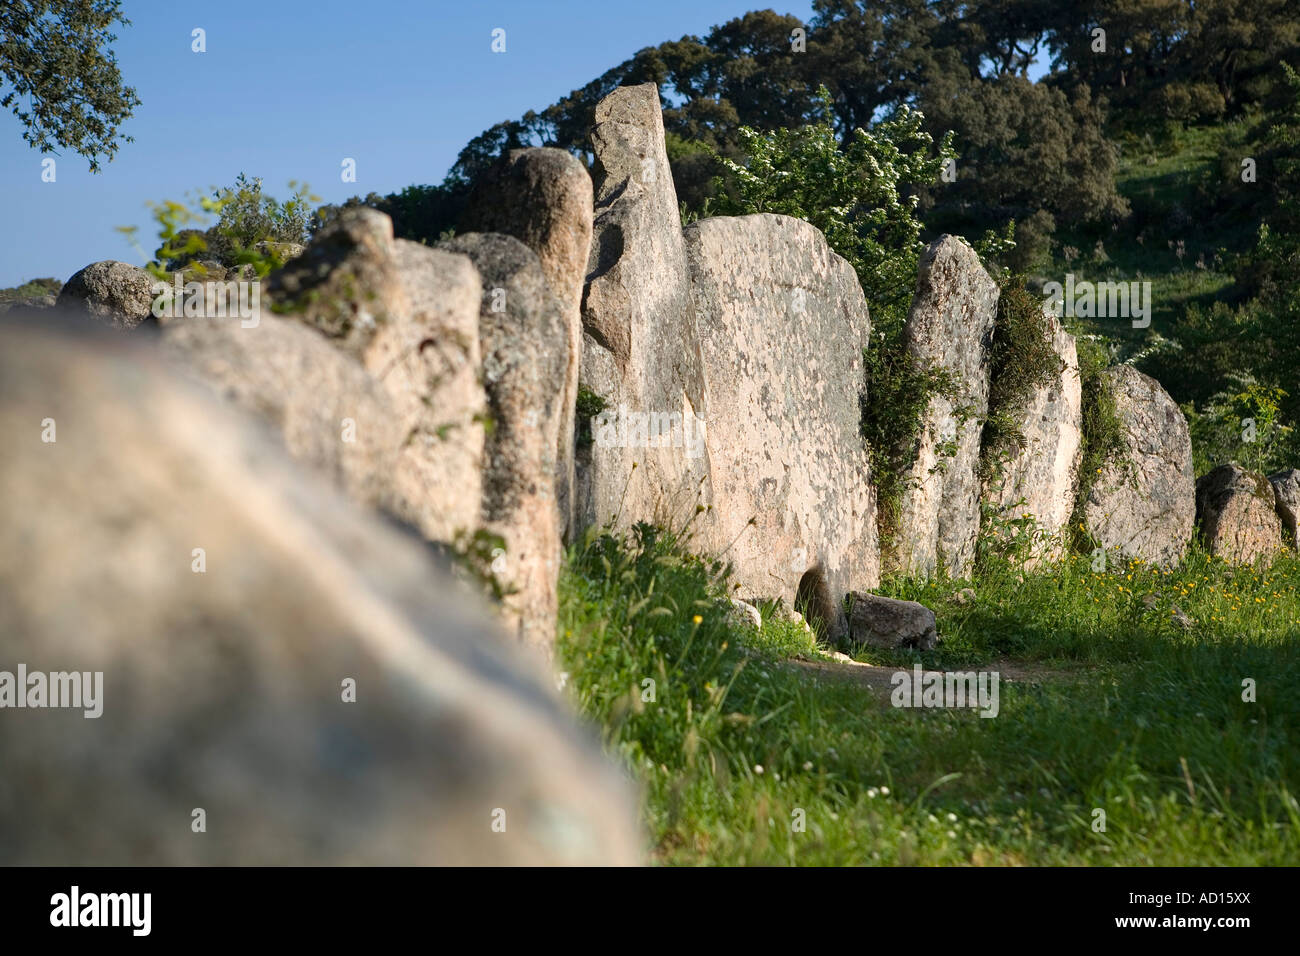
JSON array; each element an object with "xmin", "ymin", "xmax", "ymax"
[
  {"xmin": 578, "ymin": 82, "xmax": 709, "ymax": 534},
  {"xmin": 683, "ymin": 213, "xmax": 880, "ymax": 638},
  {"xmin": 440, "ymin": 233, "xmax": 569, "ymax": 649},
  {"xmin": 1083, "ymin": 365, "xmax": 1195, "ymax": 567},
  {"xmin": 265, "ymin": 208, "xmax": 486, "ymax": 544},
  {"xmin": 56, "ymin": 260, "xmax": 156, "ymax": 329},
  {"xmin": 981, "ymin": 309, "xmax": 1082, "ymax": 565},
  {"xmin": 0, "ymin": 316, "xmax": 642, "ymax": 865},
  {"xmin": 1195, "ymin": 463, "xmax": 1283, "ymax": 564},
  {"xmin": 460, "ymin": 148, "xmax": 594, "ymax": 541},
  {"xmin": 162, "ymin": 313, "xmax": 405, "ymax": 514},
  {"xmin": 1270, "ymin": 469, "xmax": 1300, "ymax": 551},
  {"xmin": 897, "ymin": 236, "xmax": 1000, "ymax": 578}
]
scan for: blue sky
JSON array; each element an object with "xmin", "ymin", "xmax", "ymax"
[{"xmin": 0, "ymin": 0, "xmax": 822, "ymax": 286}]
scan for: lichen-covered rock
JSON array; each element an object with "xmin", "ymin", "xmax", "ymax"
[
  {"xmin": 1195, "ymin": 463, "xmax": 1283, "ymax": 564},
  {"xmin": 0, "ymin": 277, "xmax": 59, "ymax": 314},
  {"xmin": 56, "ymin": 260, "xmax": 155, "ymax": 329},
  {"xmin": 245, "ymin": 208, "xmax": 486, "ymax": 544},
  {"xmin": 727, "ymin": 599, "xmax": 762, "ymax": 632},
  {"xmin": 1083, "ymin": 365, "xmax": 1194, "ymax": 567},
  {"xmin": 845, "ymin": 592, "xmax": 939, "ymax": 651},
  {"xmin": 1270, "ymin": 469, "xmax": 1300, "ymax": 551},
  {"xmin": 577, "ymin": 82, "xmax": 709, "ymax": 534},
  {"xmin": 460, "ymin": 148, "xmax": 593, "ymax": 539},
  {"xmin": 161, "ymin": 313, "xmax": 405, "ymax": 513},
  {"xmin": 897, "ymin": 236, "xmax": 1000, "ymax": 578},
  {"xmin": 440, "ymin": 233, "xmax": 569, "ymax": 649},
  {"xmin": 981, "ymin": 309, "xmax": 1082, "ymax": 565},
  {"xmin": 255, "ymin": 239, "xmax": 306, "ymax": 264},
  {"xmin": 0, "ymin": 316, "xmax": 642, "ymax": 865},
  {"xmin": 683, "ymin": 213, "xmax": 880, "ymax": 639}
]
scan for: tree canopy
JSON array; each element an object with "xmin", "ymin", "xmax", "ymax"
[{"xmin": 0, "ymin": 0, "xmax": 140, "ymax": 172}]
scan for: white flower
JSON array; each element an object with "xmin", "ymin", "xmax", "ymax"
[{"xmin": 754, "ymin": 764, "xmax": 764, "ymax": 775}]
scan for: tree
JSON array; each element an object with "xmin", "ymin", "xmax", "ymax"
[
  {"xmin": 917, "ymin": 73, "xmax": 1128, "ymax": 258},
  {"xmin": 0, "ymin": 0, "xmax": 140, "ymax": 171},
  {"xmin": 1046, "ymin": 0, "xmax": 1300, "ymax": 124}
]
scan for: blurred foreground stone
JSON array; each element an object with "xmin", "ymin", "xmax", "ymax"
[{"xmin": 0, "ymin": 313, "xmax": 642, "ymax": 865}]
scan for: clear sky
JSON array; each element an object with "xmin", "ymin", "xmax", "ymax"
[{"xmin": 0, "ymin": 0, "xmax": 816, "ymax": 287}]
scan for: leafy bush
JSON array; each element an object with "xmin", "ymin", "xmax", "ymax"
[
  {"xmin": 119, "ymin": 175, "xmax": 319, "ymax": 280},
  {"xmin": 1185, "ymin": 375, "xmax": 1294, "ymax": 476},
  {"xmin": 201, "ymin": 173, "xmax": 315, "ymax": 264},
  {"xmin": 0, "ymin": 277, "xmax": 61, "ymax": 305},
  {"xmin": 574, "ymin": 385, "xmax": 609, "ymax": 451},
  {"xmin": 314, "ymin": 182, "xmax": 467, "ymax": 246},
  {"xmin": 711, "ymin": 87, "xmax": 955, "ymax": 334}
]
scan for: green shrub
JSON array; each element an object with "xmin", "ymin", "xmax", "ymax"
[
  {"xmin": 1185, "ymin": 374, "xmax": 1294, "ymax": 476},
  {"xmin": 0, "ymin": 277, "xmax": 61, "ymax": 304},
  {"xmin": 202, "ymin": 173, "xmax": 315, "ymax": 264},
  {"xmin": 981, "ymin": 277, "xmax": 1066, "ymax": 478},
  {"xmin": 119, "ymin": 176, "xmax": 319, "ymax": 280},
  {"xmin": 861, "ymin": 341, "xmax": 962, "ymax": 549},
  {"xmin": 314, "ymin": 182, "xmax": 467, "ymax": 246},
  {"xmin": 574, "ymin": 385, "xmax": 609, "ymax": 450},
  {"xmin": 1070, "ymin": 336, "xmax": 1126, "ymax": 550},
  {"xmin": 711, "ymin": 86, "xmax": 955, "ymax": 335}
]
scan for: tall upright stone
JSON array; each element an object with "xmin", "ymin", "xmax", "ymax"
[
  {"xmin": 1270, "ymin": 469, "xmax": 1300, "ymax": 551},
  {"xmin": 981, "ymin": 309, "xmax": 1082, "ymax": 566},
  {"xmin": 440, "ymin": 233, "xmax": 569, "ymax": 649},
  {"xmin": 683, "ymin": 213, "xmax": 880, "ymax": 637},
  {"xmin": 460, "ymin": 148, "xmax": 593, "ymax": 541},
  {"xmin": 266, "ymin": 208, "xmax": 486, "ymax": 544},
  {"xmin": 577, "ymin": 82, "xmax": 709, "ymax": 533},
  {"xmin": 1083, "ymin": 365, "xmax": 1194, "ymax": 567},
  {"xmin": 896, "ymin": 236, "xmax": 999, "ymax": 578}
]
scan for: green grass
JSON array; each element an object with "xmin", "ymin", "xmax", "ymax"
[
  {"xmin": 1039, "ymin": 117, "xmax": 1267, "ymax": 409},
  {"xmin": 558, "ymin": 523, "xmax": 1300, "ymax": 864}
]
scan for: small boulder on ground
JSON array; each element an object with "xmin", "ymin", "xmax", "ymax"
[
  {"xmin": 845, "ymin": 592, "xmax": 939, "ymax": 651},
  {"xmin": 56, "ymin": 260, "xmax": 155, "ymax": 329},
  {"xmin": 1196, "ymin": 463, "xmax": 1283, "ymax": 564},
  {"xmin": 727, "ymin": 599, "xmax": 762, "ymax": 632}
]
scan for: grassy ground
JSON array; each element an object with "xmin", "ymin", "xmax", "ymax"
[
  {"xmin": 558, "ymin": 523, "xmax": 1300, "ymax": 865},
  {"xmin": 1044, "ymin": 117, "xmax": 1264, "ymax": 408}
]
